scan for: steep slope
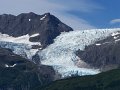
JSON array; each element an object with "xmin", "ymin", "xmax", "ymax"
[
  {"xmin": 1, "ymin": 12, "xmax": 120, "ymax": 78},
  {"xmin": 0, "ymin": 47, "xmax": 56, "ymax": 90},
  {"xmin": 0, "ymin": 12, "xmax": 73, "ymax": 61},
  {"xmin": 76, "ymin": 31, "xmax": 120, "ymax": 71},
  {"xmin": 0, "ymin": 12, "xmax": 73, "ymax": 48},
  {"xmin": 40, "ymin": 69, "xmax": 120, "ymax": 90},
  {"xmin": 0, "ymin": 36, "xmax": 40, "ymax": 60},
  {"xmin": 39, "ymin": 28, "xmax": 120, "ymax": 77}
]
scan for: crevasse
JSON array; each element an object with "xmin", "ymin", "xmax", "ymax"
[{"xmin": 39, "ymin": 28, "xmax": 120, "ymax": 77}]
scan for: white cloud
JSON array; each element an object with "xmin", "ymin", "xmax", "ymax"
[
  {"xmin": 50, "ymin": 0, "xmax": 103, "ymax": 13},
  {"xmin": 110, "ymin": 19, "xmax": 120, "ymax": 24},
  {"xmin": 55, "ymin": 13, "xmax": 96, "ymax": 30},
  {"xmin": 0, "ymin": 0, "xmax": 102, "ymax": 30}
]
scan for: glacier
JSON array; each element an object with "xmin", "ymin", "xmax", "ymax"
[
  {"xmin": 0, "ymin": 28, "xmax": 120, "ymax": 77},
  {"xmin": 0, "ymin": 33, "xmax": 41, "ymax": 60},
  {"xmin": 0, "ymin": 41, "xmax": 39, "ymax": 60},
  {"xmin": 39, "ymin": 28, "xmax": 120, "ymax": 77}
]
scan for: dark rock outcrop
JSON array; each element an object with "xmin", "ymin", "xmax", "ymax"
[
  {"xmin": 0, "ymin": 12, "xmax": 73, "ymax": 48},
  {"xmin": 0, "ymin": 47, "xmax": 56, "ymax": 90},
  {"xmin": 76, "ymin": 32, "xmax": 120, "ymax": 71}
]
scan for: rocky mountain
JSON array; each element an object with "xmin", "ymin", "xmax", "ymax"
[
  {"xmin": 1, "ymin": 12, "xmax": 120, "ymax": 90},
  {"xmin": 0, "ymin": 12, "xmax": 73, "ymax": 64},
  {"xmin": 1, "ymin": 12, "xmax": 120, "ymax": 79},
  {"xmin": 0, "ymin": 47, "xmax": 56, "ymax": 90},
  {"xmin": 0, "ymin": 12, "xmax": 73, "ymax": 48},
  {"xmin": 76, "ymin": 31, "xmax": 120, "ymax": 71}
]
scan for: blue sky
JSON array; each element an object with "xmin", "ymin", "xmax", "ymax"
[{"xmin": 0, "ymin": 0, "xmax": 120, "ymax": 30}]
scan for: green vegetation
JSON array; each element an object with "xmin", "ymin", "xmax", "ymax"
[
  {"xmin": 40, "ymin": 69, "xmax": 120, "ymax": 90},
  {"xmin": 0, "ymin": 52, "xmax": 41, "ymax": 90},
  {"xmin": 0, "ymin": 48, "xmax": 55, "ymax": 90},
  {"xmin": 1, "ymin": 48, "xmax": 120, "ymax": 90}
]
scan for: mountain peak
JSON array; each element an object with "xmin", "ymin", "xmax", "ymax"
[
  {"xmin": 0, "ymin": 12, "xmax": 73, "ymax": 48},
  {"xmin": 44, "ymin": 12, "xmax": 51, "ymax": 16}
]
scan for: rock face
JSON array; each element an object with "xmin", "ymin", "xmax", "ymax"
[
  {"xmin": 76, "ymin": 31, "xmax": 120, "ymax": 71},
  {"xmin": 0, "ymin": 47, "xmax": 56, "ymax": 90},
  {"xmin": 0, "ymin": 12, "xmax": 73, "ymax": 48}
]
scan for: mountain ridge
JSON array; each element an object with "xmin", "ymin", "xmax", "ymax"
[
  {"xmin": 0, "ymin": 12, "xmax": 120, "ymax": 79},
  {"xmin": 0, "ymin": 12, "xmax": 73, "ymax": 48},
  {"xmin": 0, "ymin": 12, "xmax": 120, "ymax": 90}
]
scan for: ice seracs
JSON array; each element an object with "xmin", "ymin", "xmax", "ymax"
[
  {"xmin": 1, "ymin": 28, "xmax": 120, "ymax": 78},
  {"xmin": 60, "ymin": 67, "xmax": 100, "ymax": 78},
  {"xmin": 39, "ymin": 28, "xmax": 120, "ymax": 77},
  {"xmin": 0, "ymin": 41, "xmax": 39, "ymax": 60},
  {"xmin": 113, "ymin": 36, "xmax": 119, "ymax": 39}
]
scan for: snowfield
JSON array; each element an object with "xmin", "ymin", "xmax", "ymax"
[{"xmin": 0, "ymin": 33, "xmax": 41, "ymax": 46}]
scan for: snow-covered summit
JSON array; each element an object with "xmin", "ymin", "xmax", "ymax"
[{"xmin": 0, "ymin": 12, "xmax": 73, "ymax": 48}]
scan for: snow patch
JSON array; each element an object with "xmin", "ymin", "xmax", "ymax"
[
  {"xmin": 30, "ymin": 33, "xmax": 39, "ymax": 38},
  {"xmin": 40, "ymin": 15, "xmax": 46, "ymax": 20},
  {"xmin": 96, "ymin": 43, "xmax": 101, "ymax": 46},
  {"xmin": 29, "ymin": 19, "xmax": 31, "ymax": 21},
  {"xmin": 115, "ymin": 39, "xmax": 120, "ymax": 42},
  {"xmin": 113, "ymin": 36, "xmax": 119, "ymax": 39},
  {"xmin": 5, "ymin": 64, "xmax": 17, "ymax": 68},
  {"xmin": 111, "ymin": 32, "xmax": 120, "ymax": 36},
  {"xmin": 0, "ymin": 33, "xmax": 41, "ymax": 46}
]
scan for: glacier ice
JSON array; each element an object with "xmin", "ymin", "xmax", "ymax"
[
  {"xmin": 0, "ymin": 33, "xmax": 41, "ymax": 60},
  {"xmin": 39, "ymin": 28, "xmax": 120, "ymax": 77},
  {"xmin": 0, "ymin": 28, "xmax": 120, "ymax": 77},
  {"xmin": 0, "ymin": 41, "xmax": 38, "ymax": 60}
]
